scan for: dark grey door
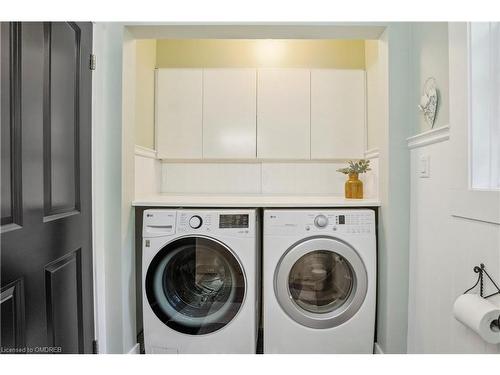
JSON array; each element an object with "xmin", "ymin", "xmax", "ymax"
[{"xmin": 1, "ymin": 22, "xmax": 94, "ymax": 354}]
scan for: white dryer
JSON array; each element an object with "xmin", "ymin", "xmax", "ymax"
[
  {"xmin": 263, "ymin": 209, "xmax": 376, "ymax": 353},
  {"xmin": 142, "ymin": 209, "xmax": 259, "ymax": 354}
]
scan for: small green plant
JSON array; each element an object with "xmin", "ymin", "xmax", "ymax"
[{"xmin": 337, "ymin": 159, "xmax": 371, "ymax": 175}]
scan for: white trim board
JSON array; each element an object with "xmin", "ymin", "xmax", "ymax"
[
  {"xmin": 406, "ymin": 125, "xmax": 450, "ymax": 149},
  {"xmin": 159, "ymin": 158, "xmax": 365, "ymax": 163},
  {"xmin": 127, "ymin": 24, "xmax": 387, "ymax": 40},
  {"xmin": 91, "ymin": 22, "xmax": 109, "ymax": 354},
  {"xmin": 135, "ymin": 145, "xmax": 157, "ymax": 159},
  {"xmin": 132, "ymin": 194, "xmax": 381, "ymax": 207},
  {"xmin": 364, "ymin": 148, "xmax": 380, "ymax": 159},
  {"xmin": 447, "ymin": 23, "xmax": 500, "ymax": 226}
]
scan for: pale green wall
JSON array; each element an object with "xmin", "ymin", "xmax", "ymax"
[
  {"xmin": 375, "ymin": 24, "xmax": 412, "ymax": 354},
  {"xmin": 156, "ymin": 39, "xmax": 365, "ymax": 68},
  {"xmin": 409, "ymin": 23, "xmax": 449, "ymax": 133},
  {"xmin": 135, "ymin": 39, "xmax": 156, "ymax": 149}
]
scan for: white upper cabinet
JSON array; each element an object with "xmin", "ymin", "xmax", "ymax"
[
  {"xmin": 203, "ymin": 69, "xmax": 257, "ymax": 159},
  {"xmin": 257, "ymin": 69, "xmax": 311, "ymax": 159},
  {"xmin": 155, "ymin": 68, "xmax": 366, "ymax": 161},
  {"xmin": 156, "ymin": 69, "xmax": 203, "ymax": 159},
  {"xmin": 311, "ymin": 69, "xmax": 366, "ymax": 159}
]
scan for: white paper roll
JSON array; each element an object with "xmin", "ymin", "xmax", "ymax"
[{"xmin": 453, "ymin": 294, "xmax": 500, "ymax": 344}]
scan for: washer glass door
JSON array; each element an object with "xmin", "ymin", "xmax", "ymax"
[
  {"xmin": 146, "ymin": 236, "xmax": 246, "ymax": 335},
  {"xmin": 275, "ymin": 236, "xmax": 367, "ymax": 329}
]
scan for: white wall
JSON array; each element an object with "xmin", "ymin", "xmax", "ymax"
[
  {"xmin": 407, "ymin": 135, "xmax": 500, "ymax": 353},
  {"xmin": 365, "ymin": 40, "xmax": 384, "ymax": 151},
  {"xmin": 406, "ymin": 23, "xmax": 500, "ymax": 353},
  {"xmin": 135, "ymin": 149, "xmax": 161, "ymax": 199},
  {"xmin": 135, "ymin": 40, "xmax": 156, "ymax": 149},
  {"xmin": 159, "ymin": 161, "xmax": 379, "ymax": 198}
]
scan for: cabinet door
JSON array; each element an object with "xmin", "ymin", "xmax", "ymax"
[
  {"xmin": 257, "ymin": 69, "xmax": 310, "ymax": 159},
  {"xmin": 311, "ymin": 69, "xmax": 365, "ymax": 159},
  {"xmin": 203, "ymin": 69, "xmax": 257, "ymax": 159},
  {"xmin": 156, "ymin": 69, "xmax": 202, "ymax": 159}
]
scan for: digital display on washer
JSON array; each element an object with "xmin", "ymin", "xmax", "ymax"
[
  {"xmin": 338, "ymin": 215, "xmax": 346, "ymax": 225},
  {"xmin": 219, "ymin": 214, "xmax": 249, "ymax": 228}
]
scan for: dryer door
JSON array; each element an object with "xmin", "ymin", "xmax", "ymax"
[
  {"xmin": 145, "ymin": 236, "xmax": 246, "ymax": 335},
  {"xmin": 274, "ymin": 236, "xmax": 367, "ymax": 329}
]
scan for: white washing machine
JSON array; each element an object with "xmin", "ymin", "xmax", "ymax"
[
  {"xmin": 142, "ymin": 209, "xmax": 259, "ymax": 354},
  {"xmin": 263, "ymin": 209, "xmax": 376, "ymax": 353}
]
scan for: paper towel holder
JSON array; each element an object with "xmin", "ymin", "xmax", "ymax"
[
  {"xmin": 463, "ymin": 263, "xmax": 500, "ymax": 299},
  {"xmin": 464, "ymin": 263, "xmax": 500, "ymax": 298},
  {"xmin": 464, "ymin": 263, "xmax": 500, "ymax": 333}
]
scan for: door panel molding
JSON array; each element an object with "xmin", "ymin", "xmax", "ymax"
[
  {"xmin": 0, "ymin": 278, "xmax": 26, "ymax": 349},
  {"xmin": 42, "ymin": 22, "xmax": 81, "ymax": 220},
  {"xmin": 44, "ymin": 248, "xmax": 84, "ymax": 353},
  {"xmin": 1, "ymin": 22, "xmax": 23, "ymax": 232}
]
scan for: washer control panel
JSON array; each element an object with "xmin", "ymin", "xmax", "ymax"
[
  {"xmin": 143, "ymin": 209, "xmax": 256, "ymax": 238},
  {"xmin": 266, "ymin": 210, "xmax": 375, "ymax": 236},
  {"xmin": 177, "ymin": 210, "xmax": 254, "ymax": 237},
  {"xmin": 178, "ymin": 212, "xmax": 213, "ymax": 233}
]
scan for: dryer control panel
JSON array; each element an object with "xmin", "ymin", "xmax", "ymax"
[{"xmin": 265, "ymin": 209, "xmax": 375, "ymax": 236}]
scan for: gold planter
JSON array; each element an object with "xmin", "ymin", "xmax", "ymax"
[{"xmin": 345, "ymin": 172, "xmax": 363, "ymax": 199}]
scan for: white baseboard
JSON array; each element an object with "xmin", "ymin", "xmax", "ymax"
[
  {"xmin": 373, "ymin": 342, "xmax": 384, "ymax": 354},
  {"xmin": 127, "ymin": 343, "xmax": 141, "ymax": 354}
]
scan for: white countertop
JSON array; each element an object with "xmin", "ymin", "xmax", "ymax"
[{"xmin": 132, "ymin": 194, "xmax": 380, "ymax": 207}]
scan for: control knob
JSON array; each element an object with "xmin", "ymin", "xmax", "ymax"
[
  {"xmin": 314, "ymin": 214, "xmax": 328, "ymax": 228},
  {"xmin": 189, "ymin": 215, "xmax": 203, "ymax": 229}
]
